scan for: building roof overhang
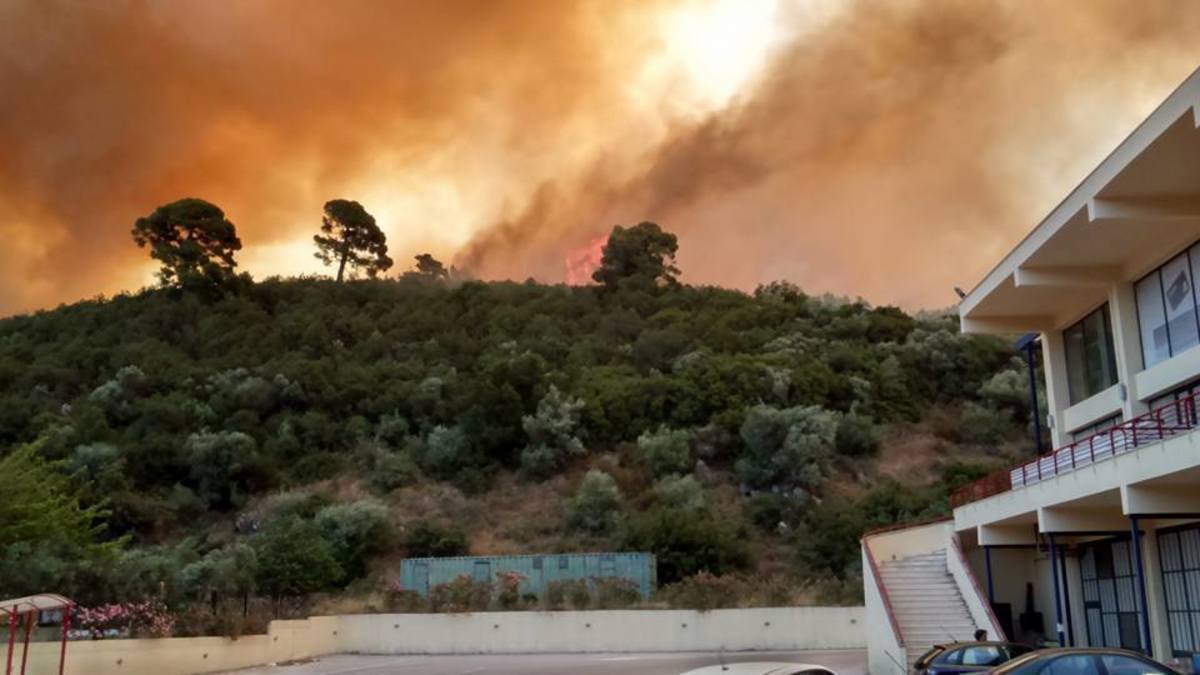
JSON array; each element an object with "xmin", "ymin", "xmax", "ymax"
[{"xmin": 960, "ymin": 67, "xmax": 1200, "ymax": 334}]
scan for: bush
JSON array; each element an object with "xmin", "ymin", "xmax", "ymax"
[
  {"xmin": 591, "ymin": 577, "xmax": 641, "ymax": 609},
  {"xmin": 834, "ymin": 413, "xmax": 880, "ymax": 456},
  {"xmin": 402, "ymin": 521, "xmax": 469, "ymax": 558},
  {"xmin": 652, "ymin": 474, "xmax": 705, "ymax": 512},
  {"xmin": 495, "ymin": 570, "xmax": 528, "ymax": 609},
  {"xmin": 960, "ymin": 402, "xmax": 1013, "ymax": 445},
  {"xmin": 420, "ymin": 425, "xmax": 472, "ymax": 479},
  {"xmin": 314, "ymin": 500, "xmax": 391, "ymax": 581},
  {"xmin": 428, "ymin": 574, "xmax": 492, "ymax": 612},
  {"xmin": 736, "ymin": 404, "xmax": 836, "ymax": 492},
  {"xmin": 367, "ymin": 450, "xmax": 418, "ymax": 494},
  {"xmin": 519, "ymin": 385, "xmax": 586, "ymax": 477},
  {"xmin": 746, "ymin": 492, "xmax": 808, "ymax": 532},
  {"xmin": 626, "ymin": 507, "xmax": 749, "ymax": 584},
  {"xmin": 567, "ymin": 470, "xmax": 624, "ymax": 535},
  {"xmin": 544, "ymin": 579, "xmax": 591, "ymax": 610},
  {"xmin": 253, "ymin": 516, "xmax": 343, "ymax": 602},
  {"xmin": 656, "ymin": 571, "xmax": 739, "ymax": 610},
  {"xmin": 637, "ymin": 427, "xmax": 691, "ymax": 477}
]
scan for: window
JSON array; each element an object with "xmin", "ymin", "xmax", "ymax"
[
  {"xmin": 1071, "ymin": 414, "xmax": 1122, "ymax": 442},
  {"xmin": 1157, "ymin": 525, "xmax": 1200, "ymax": 656},
  {"xmin": 1098, "ymin": 654, "xmax": 1173, "ymax": 675},
  {"xmin": 1136, "ymin": 244, "xmax": 1200, "ymax": 368},
  {"xmin": 1038, "ymin": 655, "xmax": 1095, "ymax": 675},
  {"xmin": 1081, "ymin": 538, "xmax": 1145, "ymax": 651},
  {"xmin": 1064, "ymin": 304, "xmax": 1119, "ymax": 404},
  {"xmin": 960, "ymin": 646, "xmax": 1005, "ymax": 666}
]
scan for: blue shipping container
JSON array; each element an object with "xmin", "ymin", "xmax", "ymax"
[{"xmin": 399, "ymin": 552, "xmax": 656, "ymax": 598}]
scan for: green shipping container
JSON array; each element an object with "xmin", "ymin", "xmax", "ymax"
[{"xmin": 399, "ymin": 552, "xmax": 656, "ymax": 598}]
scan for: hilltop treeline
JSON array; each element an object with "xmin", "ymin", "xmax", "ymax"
[{"xmin": 0, "ymin": 223, "xmax": 1031, "ymax": 625}]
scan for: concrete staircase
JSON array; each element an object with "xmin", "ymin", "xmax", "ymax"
[{"xmin": 878, "ymin": 550, "xmax": 980, "ymax": 669}]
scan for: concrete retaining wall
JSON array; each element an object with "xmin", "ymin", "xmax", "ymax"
[
  {"xmin": 17, "ymin": 616, "xmax": 340, "ymax": 675},
  {"xmin": 339, "ymin": 607, "xmax": 865, "ymax": 654},
  {"xmin": 7, "ymin": 607, "xmax": 863, "ymax": 675}
]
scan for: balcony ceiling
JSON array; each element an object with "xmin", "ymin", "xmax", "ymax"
[{"xmin": 961, "ymin": 68, "xmax": 1200, "ymax": 332}]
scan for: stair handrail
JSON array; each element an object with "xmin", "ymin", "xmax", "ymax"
[
  {"xmin": 863, "ymin": 535, "xmax": 905, "ymax": 649},
  {"xmin": 949, "ymin": 533, "xmax": 1006, "ymax": 640}
]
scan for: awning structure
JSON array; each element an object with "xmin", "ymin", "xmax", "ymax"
[{"xmin": 1, "ymin": 594, "xmax": 73, "ymax": 675}]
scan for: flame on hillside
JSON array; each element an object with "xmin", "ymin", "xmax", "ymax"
[{"xmin": 564, "ymin": 235, "xmax": 607, "ymax": 286}]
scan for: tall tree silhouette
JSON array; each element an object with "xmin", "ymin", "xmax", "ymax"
[
  {"xmin": 592, "ymin": 222, "xmax": 679, "ymax": 289},
  {"xmin": 131, "ymin": 198, "xmax": 242, "ymax": 292},
  {"xmin": 314, "ymin": 200, "xmax": 393, "ymax": 282}
]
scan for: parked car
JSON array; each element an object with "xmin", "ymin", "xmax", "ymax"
[
  {"xmin": 988, "ymin": 648, "xmax": 1177, "ymax": 675},
  {"xmin": 680, "ymin": 663, "xmax": 836, "ymax": 675},
  {"xmin": 913, "ymin": 642, "xmax": 1036, "ymax": 675}
]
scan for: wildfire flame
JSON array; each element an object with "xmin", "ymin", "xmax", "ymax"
[{"xmin": 564, "ymin": 236, "xmax": 607, "ymax": 286}]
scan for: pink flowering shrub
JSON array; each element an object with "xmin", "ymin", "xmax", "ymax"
[
  {"xmin": 495, "ymin": 570, "xmax": 527, "ymax": 609},
  {"xmin": 76, "ymin": 601, "xmax": 175, "ymax": 638}
]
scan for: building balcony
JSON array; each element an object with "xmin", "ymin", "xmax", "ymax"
[{"xmin": 951, "ymin": 391, "xmax": 1200, "ymax": 508}]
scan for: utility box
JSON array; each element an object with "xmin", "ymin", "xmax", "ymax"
[{"xmin": 399, "ymin": 552, "xmax": 656, "ymax": 598}]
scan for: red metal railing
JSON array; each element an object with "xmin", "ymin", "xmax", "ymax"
[
  {"xmin": 951, "ymin": 390, "xmax": 1200, "ymax": 508},
  {"xmin": 949, "ymin": 533, "xmax": 1006, "ymax": 640}
]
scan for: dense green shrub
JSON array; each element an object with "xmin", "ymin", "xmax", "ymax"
[
  {"xmin": 652, "ymin": 474, "xmax": 705, "ymax": 512},
  {"xmin": 253, "ymin": 516, "xmax": 343, "ymax": 602},
  {"xmin": 626, "ymin": 506, "xmax": 749, "ymax": 584},
  {"xmin": 834, "ymin": 413, "xmax": 880, "ymax": 456},
  {"xmin": 637, "ymin": 426, "xmax": 692, "ymax": 477},
  {"xmin": 960, "ymin": 402, "xmax": 1012, "ymax": 445},
  {"xmin": 519, "ymin": 385, "xmax": 586, "ymax": 477},
  {"xmin": 567, "ymin": 470, "xmax": 624, "ymax": 535},
  {"xmin": 737, "ymin": 404, "xmax": 837, "ymax": 492},
  {"xmin": 402, "ymin": 521, "xmax": 469, "ymax": 558},
  {"xmin": 314, "ymin": 500, "xmax": 391, "ymax": 581}
]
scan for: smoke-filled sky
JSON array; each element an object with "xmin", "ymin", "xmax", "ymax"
[{"xmin": 2, "ymin": 0, "xmax": 1200, "ymax": 317}]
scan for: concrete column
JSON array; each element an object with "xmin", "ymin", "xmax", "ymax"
[
  {"xmin": 1041, "ymin": 329, "xmax": 1072, "ymax": 448},
  {"xmin": 1129, "ymin": 517, "xmax": 1153, "ymax": 656},
  {"xmin": 1141, "ymin": 527, "xmax": 1174, "ymax": 662},
  {"xmin": 1109, "ymin": 282, "xmax": 1148, "ymax": 418}
]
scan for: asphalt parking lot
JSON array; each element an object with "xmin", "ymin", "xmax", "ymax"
[{"xmin": 222, "ymin": 649, "xmax": 867, "ymax": 675}]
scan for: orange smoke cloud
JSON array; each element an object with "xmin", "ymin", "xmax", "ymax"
[{"xmin": 1, "ymin": 1, "xmax": 1200, "ymax": 316}]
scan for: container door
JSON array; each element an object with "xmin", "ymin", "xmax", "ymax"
[
  {"xmin": 473, "ymin": 560, "xmax": 491, "ymax": 582},
  {"xmin": 414, "ymin": 561, "xmax": 430, "ymax": 595}
]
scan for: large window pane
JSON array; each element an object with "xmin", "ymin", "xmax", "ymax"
[
  {"xmin": 1162, "ymin": 253, "xmax": 1199, "ymax": 354},
  {"xmin": 1064, "ymin": 304, "xmax": 1119, "ymax": 404},
  {"xmin": 1137, "ymin": 274, "xmax": 1170, "ymax": 368}
]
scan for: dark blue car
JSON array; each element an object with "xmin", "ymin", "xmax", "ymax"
[
  {"xmin": 913, "ymin": 642, "xmax": 1036, "ymax": 675},
  {"xmin": 989, "ymin": 648, "xmax": 1176, "ymax": 675}
]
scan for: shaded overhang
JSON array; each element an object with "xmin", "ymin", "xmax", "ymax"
[{"xmin": 960, "ymin": 67, "xmax": 1200, "ymax": 334}]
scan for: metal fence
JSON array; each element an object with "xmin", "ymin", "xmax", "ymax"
[{"xmin": 951, "ymin": 391, "xmax": 1200, "ymax": 508}]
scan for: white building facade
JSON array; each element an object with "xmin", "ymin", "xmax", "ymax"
[{"xmin": 863, "ymin": 68, "xmax": 1200, "ymax": 673}]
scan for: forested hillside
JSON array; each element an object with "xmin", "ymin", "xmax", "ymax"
[{"xmin": 0, "ymin": 226, "xmax": 1034, "ymax": 632}]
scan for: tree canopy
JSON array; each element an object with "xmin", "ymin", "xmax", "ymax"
[
  {"xmin": 131, "ymin": 198, "xmax": 242, "ymax": 292},
  {"xmin": 592, "ymin": 222, "xmax": 679, "ymax": 289},
  {"xmin": 313, "ymin": 199, "xmax": 393, "ymax": 281}
]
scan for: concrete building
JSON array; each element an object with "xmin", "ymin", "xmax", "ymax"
[{"xmin": 863, "ymin": 67, "xmax": 1200, "ymax": 673}]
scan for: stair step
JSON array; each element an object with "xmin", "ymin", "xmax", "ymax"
[{"xmin": 877, "ymin": 548, "xmax": 982, "ymax": 658}]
